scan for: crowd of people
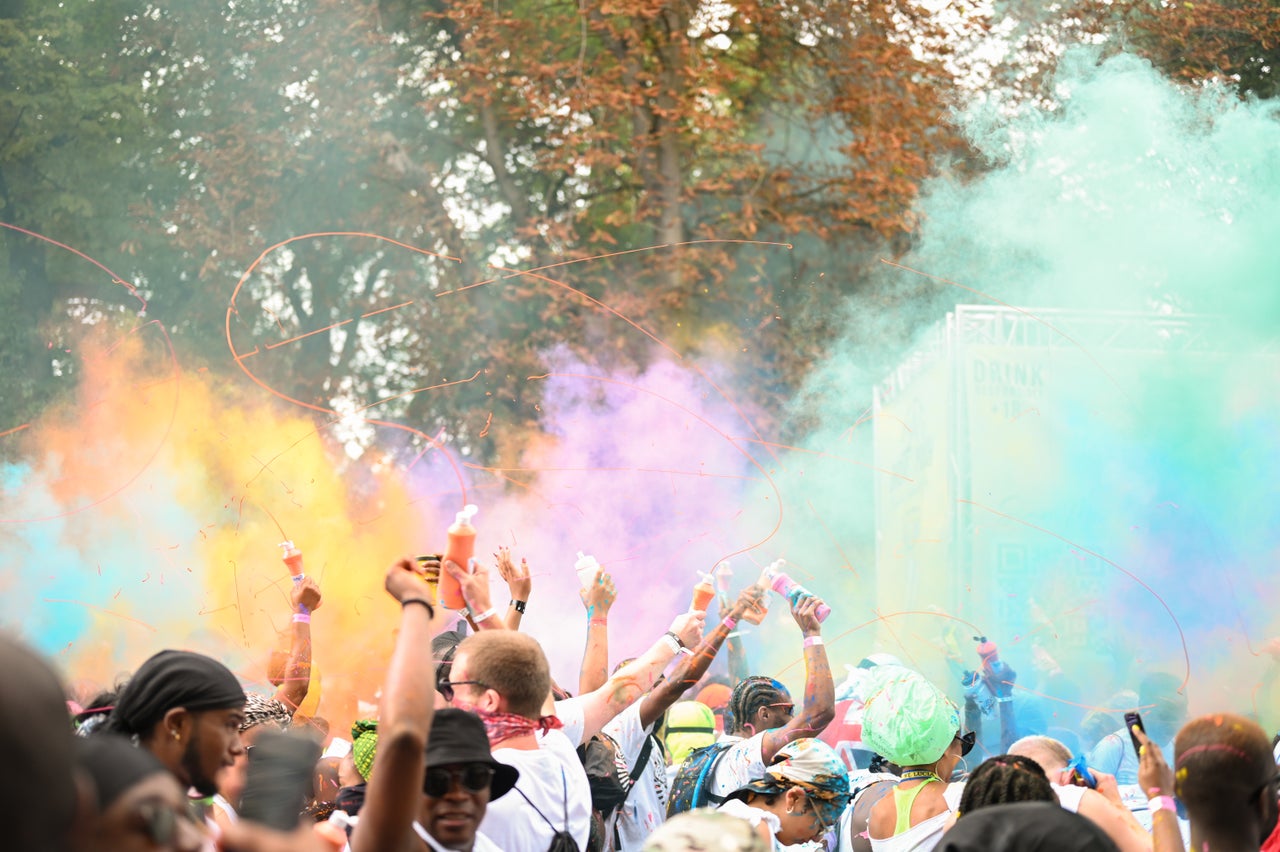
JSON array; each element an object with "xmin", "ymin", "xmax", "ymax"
[{"xmin": 5, "ymin": 543, "xmax": 1280, "ymax": 852}]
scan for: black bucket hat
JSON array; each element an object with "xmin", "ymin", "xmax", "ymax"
[{"xmin": 426, "ymin": 709, "xmax": 519, "ymax": 799}]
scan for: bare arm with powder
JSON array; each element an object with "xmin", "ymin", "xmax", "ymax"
[
  {"xmin": 638, "ymin": 587, "xmax": 764, "ymax": 728},
  {"xmin": 578, "ymin": 568, "xmax": 617, "ymax": 694},
  {"xmin": 759, "ymin": 595, "xmax": 835, "ymax": 764},
  {"xmin": 552, "ymin": 609, "xmax": 705, "ymax": 743},
  {"xmin": 273, "ymin": 577, "xmax": 322, "ymax": 713}
]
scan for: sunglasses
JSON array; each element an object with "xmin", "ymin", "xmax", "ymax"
[
  {"xmin": 956, "ymin": 731, "xmax": 976, "ymax": 757},
  {"xmin": 423, "ymin": 764, "xmax": 496, "ymax": 797},
  {"xmin": 439, "ymin": 678, "xmax": 488, "ymax": 703}
]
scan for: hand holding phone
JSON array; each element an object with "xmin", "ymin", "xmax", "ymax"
[{"xmin": 1124, "ymin": 711, "xmax": 1147, "ymax": 755}]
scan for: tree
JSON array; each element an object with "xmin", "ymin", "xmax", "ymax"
[{"xmin": 0, "ymin": 0, "xmax": 156, "ymax": 440}]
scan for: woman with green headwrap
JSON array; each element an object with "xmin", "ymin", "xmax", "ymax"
[{"xmin": 862, "ymin": 669, "xmax": 974, "ymax": 852}]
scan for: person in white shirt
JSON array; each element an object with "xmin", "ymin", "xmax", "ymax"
[
  {"xmin": 1008, "ymin": 735, "xmax": 1155, "ymax": 852},
  {"xmin": 705, "ymin": 594, "xmax": 835, "ymax": 804},
  {"xmin": 606, "ymin": 587, "xmax": 765, "ymax": 850}
]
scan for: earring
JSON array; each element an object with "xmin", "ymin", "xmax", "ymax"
[{"xmin": 171, "ymin": 730, "xmax": 180, "ymax": 740}]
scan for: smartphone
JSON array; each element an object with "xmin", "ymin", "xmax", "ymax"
[
  {"xmin": 238, "ymin": 729, "xmax": 322, "ymax": 831},
  {"xmin": 1124, "ymin": 711, "xmax": 1146, "ymax": 754},
  {"xmin": 1066, "ymin": 754, "xmax": 1097, "ymax": 789}
]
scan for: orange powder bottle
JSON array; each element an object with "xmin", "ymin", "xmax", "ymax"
[
  {"xmin": 690, "ymin": 573, "xmax": 715, "ymax": 613},
  {"xmin": 439, "ymin": 504, "xmax": 478, "ymax": 610}
]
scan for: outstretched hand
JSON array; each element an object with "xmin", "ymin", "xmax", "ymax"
[
  {"xmin": 579, "ymin": 569, "xmax": 617, "ymax": 617},
  {"xmin": 496, "ymin": 546, "xmax": 532, "ymax": 601}
]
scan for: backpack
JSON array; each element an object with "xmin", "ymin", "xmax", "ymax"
[
  {"xmin": 514, "ymin": 767, "xmax": 582, "ymax": 852},
  {"xmin": 665, "ymin": 740, "xmax": 734, "ymax": 817},
  {"xmin": 577, "ymin": 732, "xmax": 656, "ymax": 816},
  {"xmin": 577, "ymin": 731, "xmax": 658, "ymax": 851}
]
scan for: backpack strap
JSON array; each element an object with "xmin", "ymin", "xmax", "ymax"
[
  {"xmin": 691, "ymin": 743, "xmax": 731, "ymax": 807},
  {"xmin": 627, "ymin": 733, "xmax": 656, "ymax": 786}
]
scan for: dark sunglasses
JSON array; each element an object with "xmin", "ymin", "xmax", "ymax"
[
  {"xmin": 424, "ymin": 764, "xmax": 495, "ymax": 797},
  {"xmin": 956, "ymin": 731, "xmax": 976, "ymax": 757},
  {"xmin": 438, "ymin": 678, "xmax": 488, "ymax": 703}
]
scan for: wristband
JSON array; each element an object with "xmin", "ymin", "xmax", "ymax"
[
  {"xmin": 803, "ymin": 635, "xmax": 824, "ymax": 648},
  {"xmin": 722, "ymin": 617, "xmax": 738, "ymax": 631},
  {"xmin": 590, "ymin": 617, "xmax": 608, "ymax": 627},
  {"xmin": 472, "ymin": 607, "xmax": 499, "ymax": 624},
  {"xmin": 292, "ymin": 612, "xmax": 311, "ymax": 624},
  {"xmin": 401, "ymin": 598, "xmax": 435, "ymax": 617},
  {"xmin": 1148, "ymin": 795, "xmax": 1176, "ymax": 814},
  {"xmin": 661, "ymin": 632, "xmax": 683, "ymax": 654},
  {"xmin": 511, "ymin": 599, "xmax": 527, "ymax": 614}
]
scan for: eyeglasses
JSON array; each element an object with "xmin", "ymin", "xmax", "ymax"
[
  {"xmin": 767, "ymin": 702, "xmax": 795, "ymax": 715},
  {"xmin": 956, "ymin": 731, "xmax": 976, "ymax": 757},
  {"xmin": 439, "ymin": 678, "xmax": 488, "ymax": 703},
  {"xmin": 423, "ymin": 764, "xmax": 496, "ymax": 797}
]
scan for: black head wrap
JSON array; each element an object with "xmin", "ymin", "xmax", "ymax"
[
  {"xmin": 102, "ymin": 650, "xmax": 245, "ymax": 737},
  {"xmin": 939, "ymin": 802, "xmax": 1120, "ymax": 852},
  {"xmin": 76, "ymin": 735, "xmax": 167, "ymax": 808}
]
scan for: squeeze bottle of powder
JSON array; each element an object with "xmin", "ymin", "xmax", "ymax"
[
  {"xmin": 740, "ymin": 563, "xmax": 773, "ymax": 625},
  {"xmin": 279, "ymin": 541, "xmax": 309, "ymax": 615},
  {"xmin": 690, "ymin": 573, "xmax": 716, "ymax": 613},
  {"xmin": 575, "ymin": 551, "xmax": 601, "ymax": 587},
  {"xmin": 763, "ymin": 559, "xmax": 831, "ymax": 623},
  {"xmin": 440, "ymin": 504, "xmax": 478, "ymax": 610}
]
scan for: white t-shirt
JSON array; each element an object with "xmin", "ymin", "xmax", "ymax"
[
  {"xmin": 709, "ymin": 732, "xmax": 768, "ymax": 799},
  {"xmin": 602, "ymin": 703, "xmax": 668, "ymax": 851},
  {"xmin": 479, "ymin": 701, "xmax": 592, "ymax": 852}
]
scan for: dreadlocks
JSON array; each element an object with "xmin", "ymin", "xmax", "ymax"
[{"xmin": 957, "ymin": 754, "xmax": 1055, "ymax": 818}]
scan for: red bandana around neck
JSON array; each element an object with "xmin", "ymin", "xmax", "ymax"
[{"xmin": 476, "ymin": 709, "xmax": 563, "ymax": 746}]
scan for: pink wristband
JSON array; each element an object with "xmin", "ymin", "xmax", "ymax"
[
  {"xmin": 292, "ymin": 612, "xmax": 311, "ymax": 624},
  {"xmin": 722, "ymin": 617, "xmax": 738, "ymax": 631},
  {"xmin": 803, "ymin": 635, "xmax": 824, "ymax": 648},
  {"xmin": 1149, "ymin": 795, "xmax": 1176, "ymax": 814}
]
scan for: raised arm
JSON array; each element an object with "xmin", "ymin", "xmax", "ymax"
[
  {"xmin": 638, "ymin": 587, "xmax": 764, "ymax": 728},
  {"xmin": 350, "ymin": 560, "xmax": 439, "ymax": 852},
  {"xmin": 578, "ymin": 569, "xmax": 617, "ymax": 694},
  {"xmin": 759, "ymin": 595, "xmax": 835, "ymax": 763},
  {"xmin": 495, "ymin": 546, "xmax": 532, "ymax": 631},
  {"xmin": 563, "ymin": 610, "xmax": 705, "ymax": 743},
  {"xmin": 273, "ymin": 576, "xmax": 323, "ymax": 713}
]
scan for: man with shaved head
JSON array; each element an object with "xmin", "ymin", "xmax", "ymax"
[{"xmin": 1173, "ymin": 713, "xmax": 1278, "ymax": 852}]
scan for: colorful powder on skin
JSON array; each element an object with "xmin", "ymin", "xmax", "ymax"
[{"xmin": 1, "ymin": 49, "xmax": 1278, "ymax": 747}]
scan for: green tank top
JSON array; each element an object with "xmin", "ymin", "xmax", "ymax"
[{"xmin": 890, "ymin": 778, "xmax": 939, "ymax": 836}]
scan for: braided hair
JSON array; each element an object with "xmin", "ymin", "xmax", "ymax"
[
  {"xmin": 727, "ymin": 676, "xmax": 790, "ymax": 735},
  {"xmin": 956, "ymin": 754, "xmax": 1055, "ymax": 817}
]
